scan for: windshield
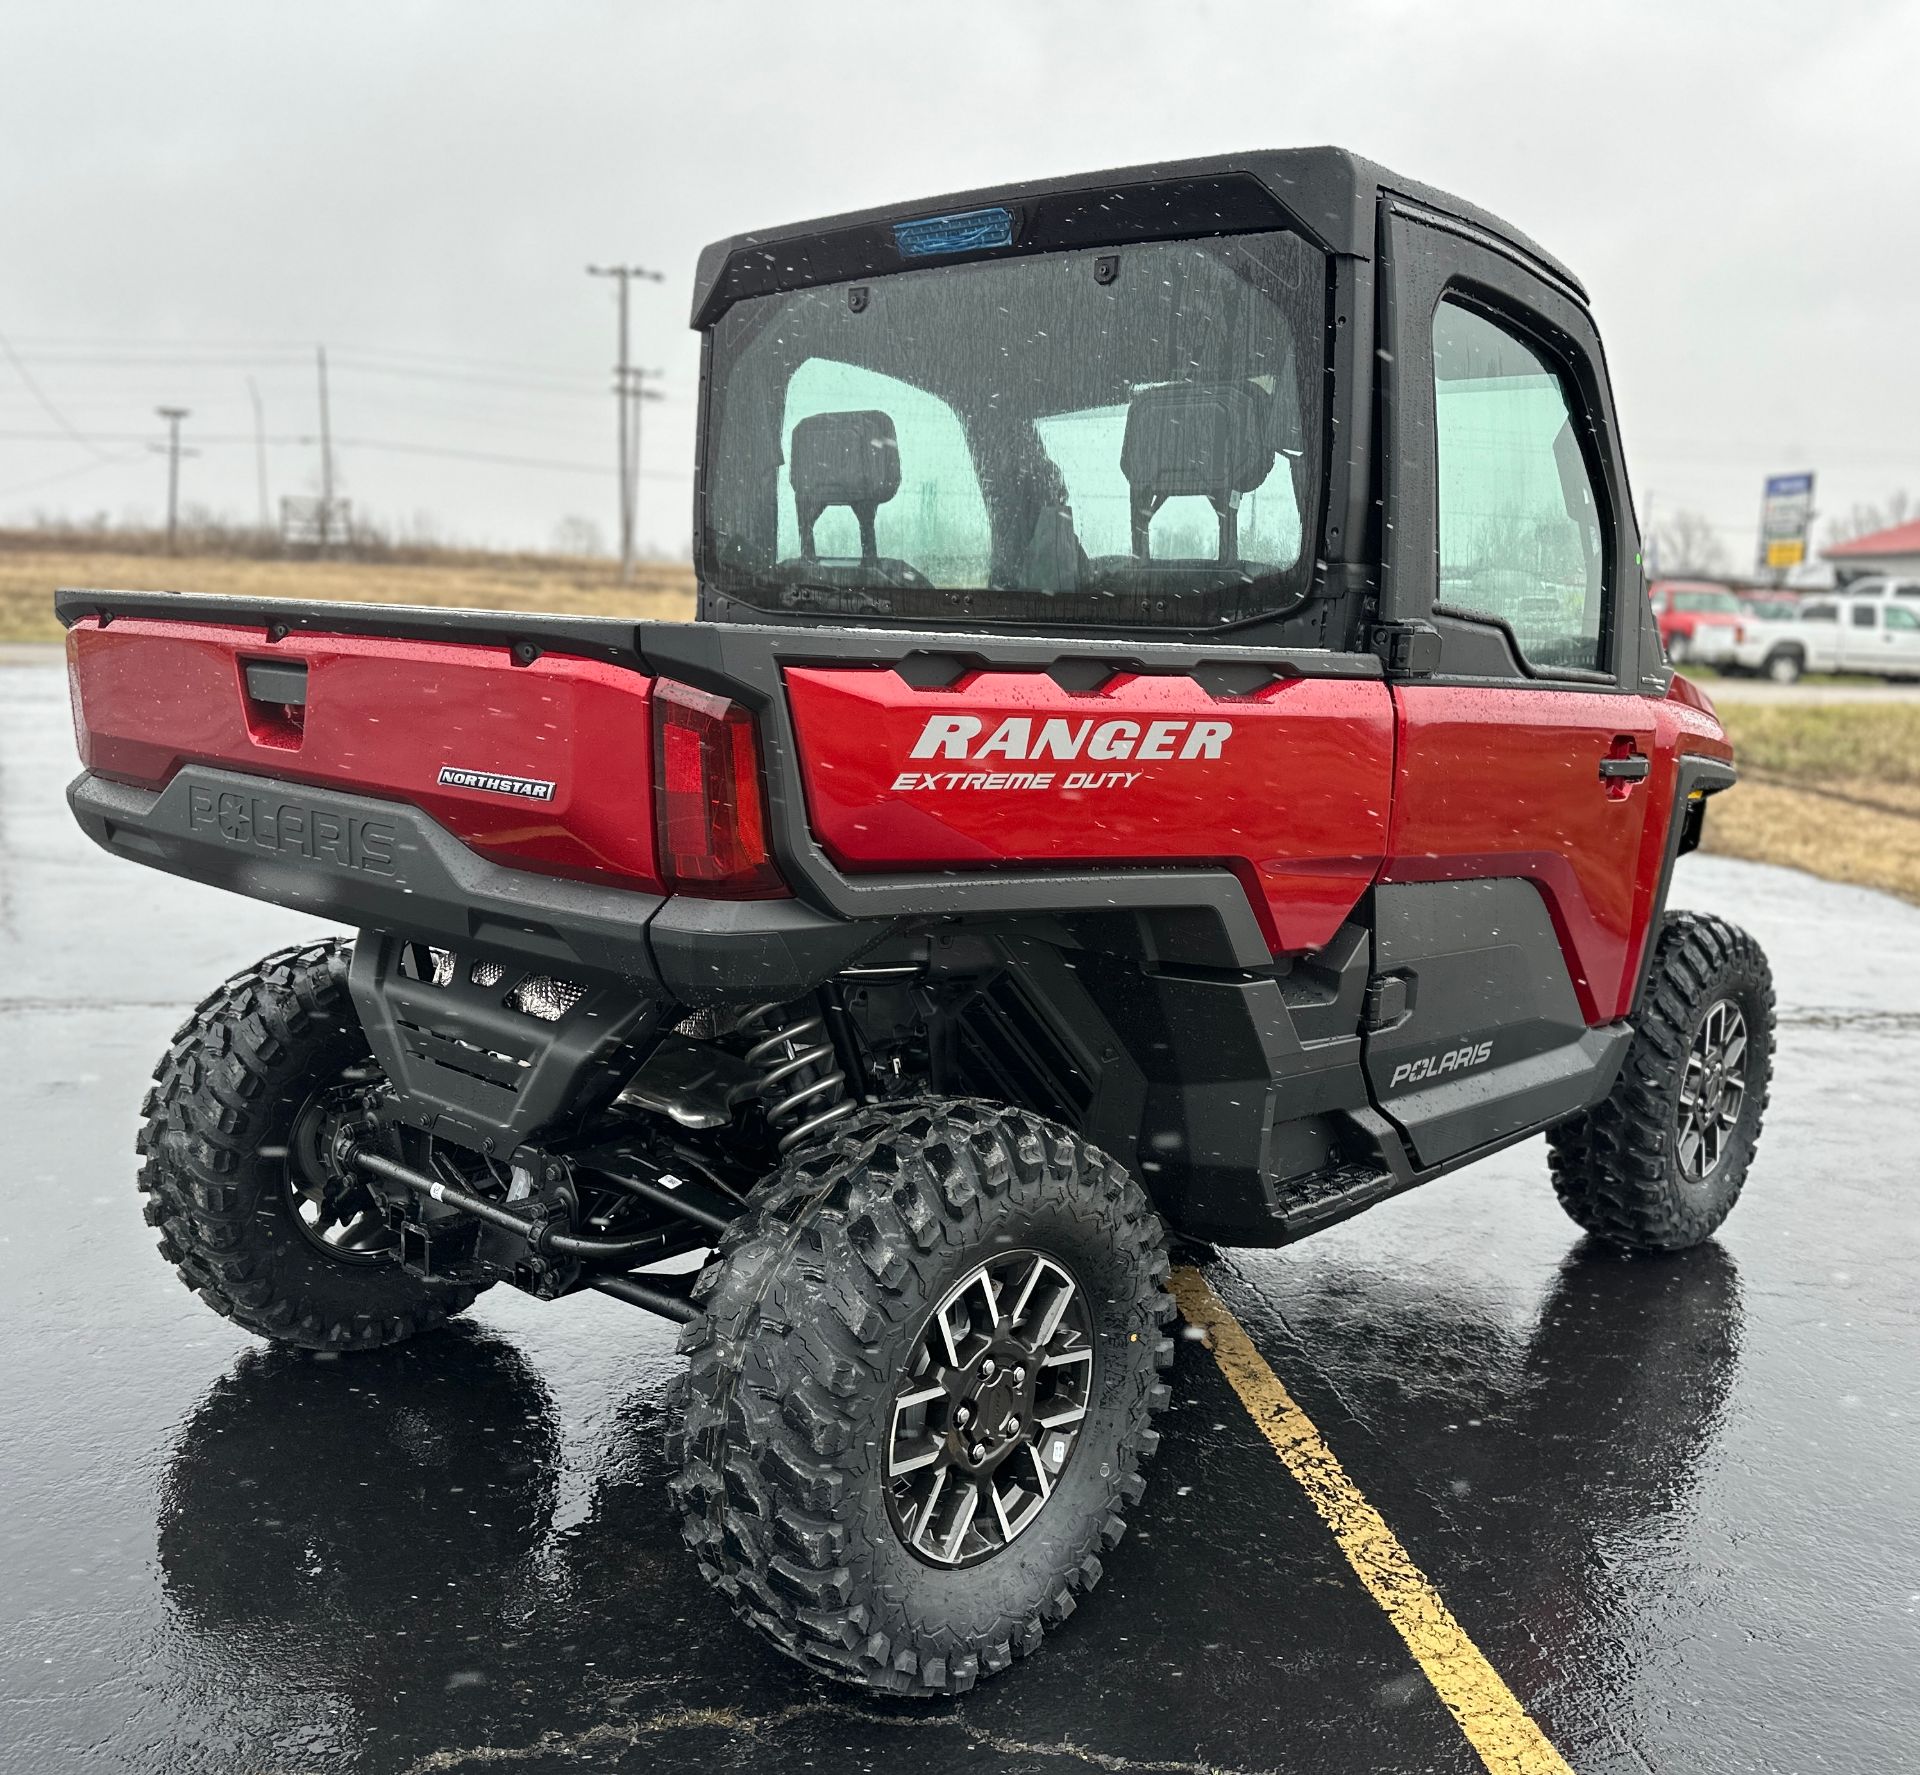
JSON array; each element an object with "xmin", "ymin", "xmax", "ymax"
[{"xmin": 701, "ymin": 229, "xmax": 1325, "ymax": 628}]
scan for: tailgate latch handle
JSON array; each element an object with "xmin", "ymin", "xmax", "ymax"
[{"xmin": 244, "ymin": 659, "xmax": 308, "ymax": 705}]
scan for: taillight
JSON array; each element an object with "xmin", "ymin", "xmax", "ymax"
[{"xmin": 652, "ymin": 679, "xmax": 786, "ymax": 898}]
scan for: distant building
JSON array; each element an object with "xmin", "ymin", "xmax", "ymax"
[{"xmin": 1824, "ymin": 518, "xmax": 1920, "ymax": 582}]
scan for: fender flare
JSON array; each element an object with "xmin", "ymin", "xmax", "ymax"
[{"xmin": 1629, "ymin": 753, "xmax": 1738, "ymax": 1018}]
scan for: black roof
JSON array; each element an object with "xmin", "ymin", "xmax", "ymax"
[{"xmin": 690, "ymin": 146, "xmax": 1581, "ymax": 327}]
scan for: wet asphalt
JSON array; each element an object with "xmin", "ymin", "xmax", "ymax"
[{"xmin": 2, "ymin": 655, "xmax": 1917, "ymax": 1775}]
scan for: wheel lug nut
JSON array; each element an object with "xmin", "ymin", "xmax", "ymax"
[
  {"xmin": 955, "ymin": 1405, "xmax": 971, "ymax": 1426},
  {"xmin": 971, "ymin": 1442, "xmax": 987, "ymax": 1462},
  {"xmin": 981, "ymin": 1358, "xmax": 997, "ymax": 1379},
  {"xmin": 1012, "ymin": 1365, "xmax": 1026, "ymax": 1385}
]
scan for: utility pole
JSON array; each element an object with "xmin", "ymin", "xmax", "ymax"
[
  {"xmin": 316, "ymin": 345, "xmax": 336, "ymax": 553},
  {"xmin": 587, "ymin": 263, "xmax": 664, "ymax": 582},
  {"xmin": 155, "ymin": 407, "xmax": 190, "ymax": 554},
  {"xmin": 246, "ymin": 376, "xmax": 270, "ymax": 532}
]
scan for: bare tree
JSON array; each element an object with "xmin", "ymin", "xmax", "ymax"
[
  {"xmin": 550, "ymin": 514, "xmax": 608, "ymax": 559},
  {"xmin": 1650, "ymin": 508, "xmax": 1728, "ymax": 578},
  {"xmin": 1824, "ymin": 489, "xmax": 1914, "ymax": 549}
]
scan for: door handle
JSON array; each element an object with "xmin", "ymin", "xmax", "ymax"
[{"xmin": 1600, "ymin": 741, "xmax": 1650, "ymax": 802}]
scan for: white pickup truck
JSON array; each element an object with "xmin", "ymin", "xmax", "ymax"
[{"xmin": 1725, "ymin": 593, "xmax": 1920, "ymax": 683}]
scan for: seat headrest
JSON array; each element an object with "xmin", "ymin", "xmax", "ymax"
[
  {"xmin": 1120, "ymin": 382, "xmax": 1274, "ymax": 502},
  {"xmin": 789, "ymin": 409, "xmax": 902, "ymax": 509}
]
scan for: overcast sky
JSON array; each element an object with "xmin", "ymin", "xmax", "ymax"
[{"xmin": 3, "ymin": 0, "xmax": 1916, "ymax": 566}]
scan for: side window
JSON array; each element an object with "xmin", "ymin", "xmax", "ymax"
[
  {"xmin": 1432, "ymin": 299, "xmax": 1607, "ymax": 673},
  {"xmin": 1851, "ymin": 603, "xmax": 1879, "ymax": 629},
  {"xmin": 1800, "ymin": 602, "xmax": 1837, "ymax": 622},
  {"xmin": 1885, "ymin": 605, "xmax": 1920, "ymax": 633}
]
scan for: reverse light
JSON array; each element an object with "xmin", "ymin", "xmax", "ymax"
[{"xmin": 652, "ymin": 679, "xmax": 786, "ymax": 898}]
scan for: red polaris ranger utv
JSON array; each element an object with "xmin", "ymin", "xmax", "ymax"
[{"xmin": 60, "ymin": 148, "xmax": 1772, "ymax": 1696}]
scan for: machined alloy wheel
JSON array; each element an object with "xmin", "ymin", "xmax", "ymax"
[
  {"xmin": 1677, "ymin": 999, "xmax": 1747, "ymax": 1182},
  {"xmin": 886, "ymin": 1250, "xmax": 1094, "ymax": 1567}
]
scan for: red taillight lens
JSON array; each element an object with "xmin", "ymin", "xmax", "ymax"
[{"xmin": 652, "ymin": 679, "xmax": 786, "ymax": 898}]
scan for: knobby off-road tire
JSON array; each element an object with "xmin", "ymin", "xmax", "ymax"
[
  {"xmin": 137, "ymin": 938, "xmax": 480, "ymax": 1350},
  {"xmin": 1548, "ymin": 911, "xmax": 1774, "ymax": 1251},
  {"xmin": 667, "ymin": 1100, "xmax": 1176, "ymax": 1696}
]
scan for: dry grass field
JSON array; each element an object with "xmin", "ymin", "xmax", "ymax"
[
  {"xmin": 0, "ymin": 546, "xmax": 696, "ymax": 644},
  {"xmin": 1700, "ymin": 702, "xmax": 1920, "ymax": 906}
]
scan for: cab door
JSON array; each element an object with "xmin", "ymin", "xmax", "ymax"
[
  {"xmin": 1839, "ymin": 600, "xmax": 1883, "ymax": 672},
  {"xmin": 1845, "ymin": 599, "xmax": 1920, "ymax": 676},
  {"xmin": 1884, "ymin": 603, "xmax": 1920, "ymax": 676},
  {"xmin": 1368, "ymin": 202, "xmax": 1677, "ymax": 1170}
]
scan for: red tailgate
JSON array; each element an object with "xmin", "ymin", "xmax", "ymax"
[
  {"xmin": 784, "ymin": 665, "xmax": 1394, "ymax": 953},
  {"xmin": 67, "ymin": 616, "xmax": 662, "ymax": 892}
]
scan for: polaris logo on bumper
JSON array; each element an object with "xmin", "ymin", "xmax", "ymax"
[
  {"xmin": 186, "ymin": 785, "xmax": 398, "ymax": 876},
  {"xmin": 437, "ymin": 765, "xmax": 556, "ymax": 802},
  {"xmin": 1388, "ymin": 1041, "xmax": 1495, "ymax": 1090}
]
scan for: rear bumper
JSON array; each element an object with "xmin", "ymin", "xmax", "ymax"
[{"xmin": 67, "ymin": 766, "xmax": 880, "ymax": 1004}]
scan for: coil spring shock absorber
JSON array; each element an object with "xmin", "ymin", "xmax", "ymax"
[{"xmin": 742, "ymin": 1002, "xmax": 855, "ymax": 1153}]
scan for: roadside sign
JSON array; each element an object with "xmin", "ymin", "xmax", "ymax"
[{"xmin": 1759, "ymin": 472, "xmax": 1814, "ymax": 571}]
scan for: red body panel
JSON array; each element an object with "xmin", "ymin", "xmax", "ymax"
[
  {"xmin": 66, "ymin": 617, "xmax": 663, "ymax": 892},
  {"xmin": 1382, "ymin": 684, "xmax": 1731, "ymax": 1023},
  {"xmin": 784, "ymin": 665, "xmax": 1395, "ymax": 953}
]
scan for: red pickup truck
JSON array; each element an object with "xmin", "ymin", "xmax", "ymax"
[{"xmin": 1648, "ymin": 580, "xmax": 1744, "ymax": 664}]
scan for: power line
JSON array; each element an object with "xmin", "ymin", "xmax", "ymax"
[
  {"xmin": 0, "ymin": 342, "xmax": 621, "ymax": 395},
  {"xmin": 0, "ymin": 325, "xmax": 117, "ymax": 462},
  {"xmin": 0, "ymin": 424, "xmax": 689, "ymax": 477},
  {"xmin": 0, "ymin": 447, "xmax": 147, "ymax": 501},
  {"xmin": 5, "ymin": 333, "xmax": 622, "ymax": 378}
]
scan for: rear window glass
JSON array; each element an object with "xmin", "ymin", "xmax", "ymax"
[{"xmin": 702, "ymin": 229, "xmax": 1325, "ymax": 629}]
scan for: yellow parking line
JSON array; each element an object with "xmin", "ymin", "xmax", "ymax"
[{"xmin": 1170, "ymin": 1266, "xmax": 1575, "ymax": 1775}]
